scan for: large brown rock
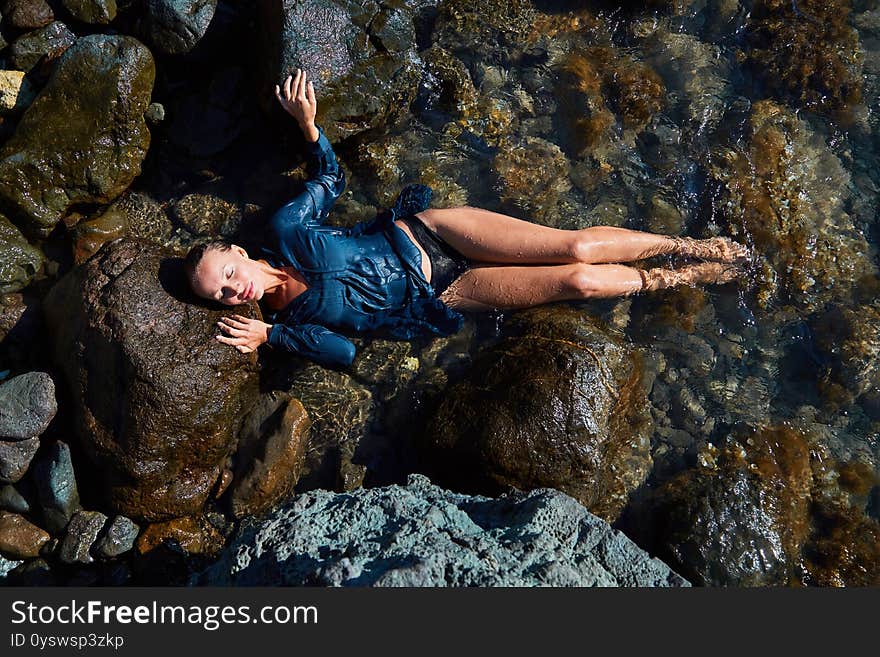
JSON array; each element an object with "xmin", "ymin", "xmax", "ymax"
[
  {"xmin": 630, "ymin": 426, "xmax": 813, "ymax": 587},
  {"xmin": 0, "ymin": 34, "xmax": 155, "ymax": 237},
  {"xmin": 42, "ymin": 238, "xmax": 261, "ymax": 521},
  {"xmin": 421, "ymin": 306, "xmax": 652, "ymax": 523},
  {"xmin": 229, "ymin": 394, "xmax": 310, "ymax": 518}
]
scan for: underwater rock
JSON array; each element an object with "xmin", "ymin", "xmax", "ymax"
[
  {"xmin": 631, "ymin": 426, "xmax": 813, "ymax": 586},
  {"xmin": 0, "ymin": 215, "xmax": 43, "ymax": 294},
  {"xmin": 0, "ymin": 436, "xmax": 39, "ymax": 483},
  {"xmin": 170, "ymin": 192, "xmax": 242, "ymax": 238},
  {"xmin": 493, "ymin": 135, "xmax": 572, "ymax": 224},
  {"xmin": 228, "ymin": 395, "xmax": 310, "ymax": 518},
  {"xmin": 811, "ymin": 301, "xmax": 880, "ymax": 403},
  {"xmin": 0, "ymin": 34, "xmax": 155, "ymax": 238},
  {"xmin": 1, "ymin": 0, "xmax": 54, "ymax": 30},
  {"xmin": 634, "ymin": 24, "xmax": 730, "ymax": 140},
  {"xmin": 42, "ymin": 238, "xmax": 260, "ymax": 521},
  {"xmin": 0, "ymin": 371, "xmax": 56, "ymax": 440},
  {"xmin": 421, "ymin": 306, "xmax": 652, "ymax": 523},
  {"xmin": 7, "ymin": 20, "xmax": 76, "ymax": 74},
  {"xmin": 433, "ymin": 0, "xmax": 537, "ymax": 65},
  {"xmin": 62, "ymin": 0, "xmax": 116, "ymax": 24},
  {"xmin": 745, "ymin": 0, "xmax": 863, "ymax": 115},
  {"xmin": 32, "ymin": 441, "xmax": 81, "ymax": 533},
  {"xmin": 196, "ymin": 473, "xmax": 689, "ymax": 586},
  {"xmin": 709, "ymin": 100, "xmax": 873, "ymax": 312},
  {"xmin": 0, "ymin": 510, "xmax": 49, "ymax": 559},
  {"xmin": 284, "ymin": 364, "xmax": 373, "ymax": 492},
  {"xmin": 142, "ymin": 0, "xmax": 216, "ymax": 54},
  {"xmin": 0, "ymin": 69, "xmax": 37, "ymax": 115},
  {"xmin": 59, "ymin": 510, "xmax": 108, "ymax": 564}
]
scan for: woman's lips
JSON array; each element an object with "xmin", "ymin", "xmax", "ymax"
[{"xmin": 243, "ymin": 281, "xmax": 253, "ymax": 300}]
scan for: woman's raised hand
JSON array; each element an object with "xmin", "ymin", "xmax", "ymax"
[{"xmin": 275, "ymin": 68, "xmax": 317, "ymax": 128}]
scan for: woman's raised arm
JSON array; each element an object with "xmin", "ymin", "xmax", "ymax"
[{"xmin": 272, "ymin": 69, "xmax": 346, "ymax": 229}]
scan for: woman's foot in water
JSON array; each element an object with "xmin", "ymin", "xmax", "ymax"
[
  {"xmin": 638, "ymin": 261, "xmax": 745, "ymax": 292},
  {"xmin": 667, "ymin": 236, "xmax": 751, "ymax": 264}
]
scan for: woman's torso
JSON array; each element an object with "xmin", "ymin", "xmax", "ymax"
[{"xmin": 260, "ymin": 218, "xmax": 430, "ymax": 333}]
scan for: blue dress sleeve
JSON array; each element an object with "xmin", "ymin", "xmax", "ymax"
[
  {"xmin": 267, "ymin": 322, "xmax": 357, "ymax": 369},
  {"xmin": 270, "ymin": 124, "xmax": 346, "ymax": 232}
]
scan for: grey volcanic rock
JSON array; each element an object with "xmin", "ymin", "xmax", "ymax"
[
  {"xmin": 42, "ymin": 238, "xmax": 260, "ymax": 521},
  {"xmin": 143, "ymin": 0, "xmax": 217, "ymax": 55},
  {"xmin": 59, "ymin": 510, "xmax": 108, "ymax": 564},
  {"xmin": 0, "ymin": 34, "xmax": 154, "ymax": 237},
  {"xmin": 0, "ymin": 371, "xmax": 56, "ymax": 440},
  {"xmin": 197, "ymin": 474, "xmax": 689, "ymax": 587},
  {"xmin": 32, "ymin": 441, "xmax": 81, "ymax": 533},
  {"xmin": 0, "ymin": 436, "xmax": 40, "ymax": 483},
  {"xmin": 94, "ymin": 515, "xmax": 139, "ymax": 558}
]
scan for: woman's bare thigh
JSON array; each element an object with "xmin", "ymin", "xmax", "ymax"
[
  {"xmin": 438, "ymin": 263, "xmax": 583, "ymax": 311},
  {"xmin": 415, "ymin": 206, "xmax": 580, "ymax": 264}
]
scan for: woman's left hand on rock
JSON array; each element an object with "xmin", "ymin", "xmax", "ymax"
[{"xmin": 215, "ymin": 315, "xmax": 272, "ymax": 353}]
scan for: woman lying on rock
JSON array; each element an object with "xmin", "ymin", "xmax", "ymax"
[{"xmin": 184, "ymin": 69, "xmax": 749, "ymax": 369}]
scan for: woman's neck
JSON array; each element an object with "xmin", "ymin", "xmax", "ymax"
[{"xmin": 257, "ymin": 260, "xmax": 308, "ymax": 310}]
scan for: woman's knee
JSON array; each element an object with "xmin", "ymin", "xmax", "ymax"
[
  {"xmin": 565, "ymin": 263, "xmax": 601, "ymax": 298},
  {"xmin": 570, "ymin": 228, "xmax": 600, "ymax": 263}
]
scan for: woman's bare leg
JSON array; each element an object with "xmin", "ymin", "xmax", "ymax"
[
  {"xmin": 438, "ymin": 261, "xmax": 744, "ymax": 311},
  {"xmin": 415, "ymin": 206, "xmax": 748, "ymax": 265}
]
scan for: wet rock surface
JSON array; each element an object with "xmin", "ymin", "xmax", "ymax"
[
  {"xmin": 42, "ymin": 238, "xmax": 260, "ymax": 521},
  {"xmin": 0, "ymin": 371, "xmax": 56, "ymax": 439},
  {"xmin": 197, "ymin": 473, "xmax": 689, "ymax": 587},
  {"xmin": 32, "ymin": 441, "xmax": 81, "ymax": 533},
  {"xmin": 0, "ymin": 509, "xmax": 49, "ymax": 558},
  {"xmin": 421, "ymin": 306, "xmax": 652, "ymax": 523},
  {"xmin": 0, "ymin": 34, "xmax": 155, "ymax": 237}
]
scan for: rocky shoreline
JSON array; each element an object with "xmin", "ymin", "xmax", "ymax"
[{"xmin": 1, "ymin": 1, "xmax": 879, "ymax": 586}]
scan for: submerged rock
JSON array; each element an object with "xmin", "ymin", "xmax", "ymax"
[
  {"xmin": 710, "ymin": 100, "xmax": 873, "ymax": 312},
  {"xmin": 421, "ymin": 306, "xmax": 652, "ymax": 523},
  {"xmin": 259, "ymin": 0, "xmax": 422, "ymax": 141},
  {"xmin": 0, "ymin": 34, "xmax": 155, "ymax": 237},
  {"xmin": 746, "ymin": 0, "xmax": 863, "ymax": 115},
  {"xmin": 284, "ymin": 364, "xmax": 373, "ymax": 493},
  {"xmin": 630, "ymin": 426, "xmax": 813, "ymax": 586},
  {"xmin": 42, "ymin": 238, "xmax": 260, "ymax": 521},
  {"xmin": 196, "ymin": 473, "xmax": 689, "ymax": 586}
]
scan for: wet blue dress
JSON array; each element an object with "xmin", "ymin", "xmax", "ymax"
[{"xmin": 258, "ymin": 126, "xmax": 464, "ymax": 368}]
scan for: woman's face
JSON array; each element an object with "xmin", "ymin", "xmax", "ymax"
[{"xmin": 191, "ymin": 245, "xmax": 265, "ymax": 305}]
